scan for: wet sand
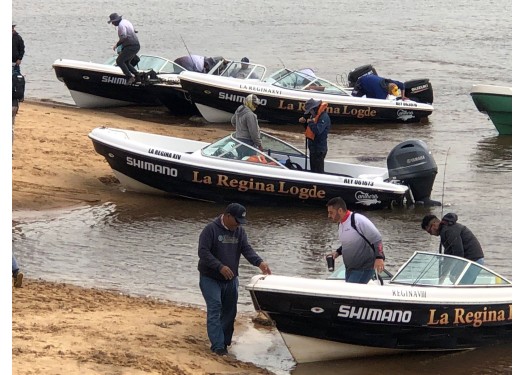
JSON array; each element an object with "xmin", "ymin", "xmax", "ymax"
[{"xmin": 11, "ymin": 101, "xmax": 276, "ymax": 375}]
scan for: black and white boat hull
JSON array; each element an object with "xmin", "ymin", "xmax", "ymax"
[
  {"xmin": 53, "ymin": 59, "xmax": 162, "ymax": 108},
  {"xmin": 89, "ymin": 127, "xmax": 440, "ymax": 209},
  {"xmin": 246, "ymin": 252, "xmax": 512, "ymax": 363},
  {"xmin": 179, "ymin": 70, "xmax": 434, "ymax": 124}
]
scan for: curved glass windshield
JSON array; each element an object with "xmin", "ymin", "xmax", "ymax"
[
  {"xmin": 391, "ymin": 252, "xmax": 511, "ymax": 286},
  {"xmin": 268, "ymin": 68, "xmax": 349, "ymax": 95},
  {"xmin": 201, "ymin": 134, "xmax": 284, "ymax": 167},
  {"xmin": 220, "ymin": 61, "xmax": 266, "ymax": 80},
  {"xmin": 103, "ymin": 54, "xmax": 185, "ymax": 74}
]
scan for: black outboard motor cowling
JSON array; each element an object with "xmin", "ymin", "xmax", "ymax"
[
  {"xmin": 387, "ymin": 140, "xmax": 441, "ymax": 206},
  {"xmin": 404, "ymin": 79, "xmax": 433, "ymax": 104},
  {"xmin": 348, "ymin": 64, "xmax": 378, "ymax": 87}
]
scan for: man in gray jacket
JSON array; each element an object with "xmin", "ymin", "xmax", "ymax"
[{"xmin": 231, "ymin": 94, "xmax": 263, "ymax": 151}]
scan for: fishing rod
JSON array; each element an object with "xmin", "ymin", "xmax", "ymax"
[
  {"xmin": 180, "ymin": 35, "xmax": 198, "ymax": 72},
  {"xmin": 438, "ymin": 147, "xmax": 451, "ymax": 254},
  {"xmin": 441, "ymin": 147, "xmax": 451, "ymax": 218}
]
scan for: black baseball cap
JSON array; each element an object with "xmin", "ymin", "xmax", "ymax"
[{"xmin": 225, "ymin": 203, "xmax": 247, "ymax": 224}]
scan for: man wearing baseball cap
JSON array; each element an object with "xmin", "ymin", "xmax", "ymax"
[{"xmin": 197, "ymin": 203, "xmax": 271, "ymax": 356}]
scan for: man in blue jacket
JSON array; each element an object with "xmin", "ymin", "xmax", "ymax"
[
  {"xmin": 352, "ymin": 74, "xmax": 405, "ymax": 100},
  {"xmin": 198, "ymin": 203, "xmax": 271, "ymax": 356}
]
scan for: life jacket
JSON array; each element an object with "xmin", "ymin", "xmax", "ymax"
[
  {"xmin": 245, "ymin": 154, "xmax": 278, "ymax": 165},
  {"xmin": 305, "ymin": 102, "xmax": 329, "ymax": 140}
]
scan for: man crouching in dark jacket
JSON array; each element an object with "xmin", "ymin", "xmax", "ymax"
[
  {"xmin": 422, "ymin": 213, "xmax": 485, "ymax": 284},
  {"xmin": 421, "ymin": 213, "xmax": 485, "ymax": 264}
]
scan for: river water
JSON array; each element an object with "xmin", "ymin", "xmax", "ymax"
[{"xmin": 12, "ymin": 0, "xmax": 513, "ymax": 374}]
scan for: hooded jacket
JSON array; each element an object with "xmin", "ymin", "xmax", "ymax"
[
  {"xmin": 306, "ymin": 105, "xmax": 331, "ymax": 153},
  {"xmin": 197, "ymin": 216, "xmax": 263, "ymax": 281},
  {"xmin": 231, "ymin": 104, "xmax": 262, "ymax": 148},
  {"xmin": 439, "ymin": 213, "xmax": 484, "ymax": 261}
]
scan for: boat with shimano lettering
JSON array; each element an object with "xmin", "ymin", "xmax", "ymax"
[
  {"xmin": 52, "ymin": 54, "xmax": 227, "ymax": 113},
  {"xmin": 88, "ymin": 127, "xmax": 441, "ymax": 208},
  {"xmin": 246, "ymin": 251, "xmax": 512, "ymax": 364},
  {"xmin": 178, "ymin": 64, "xmax": 434, "ymax": 124}
]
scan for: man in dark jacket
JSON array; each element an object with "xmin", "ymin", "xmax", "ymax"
[
  {"xmin": 12, "ymin": 22, "xmax": 25, "ymax": 74},
  {"xmin": 198, "ymin": 203, "xmax": 271, "ymax": 356},
  {"xmin": 422, "ymin": 213, "xmax": 485, "ymax": 284},
  {"xmin": 299, "ymin": 98, "xmax": 331, "ymax": 173},
  {"xmin": 421, "ymin": 213, "xmax": 485, "ymax": 263}
]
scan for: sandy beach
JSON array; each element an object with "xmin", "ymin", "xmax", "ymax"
[{"xmin": 11, "ymin": 101, "xmax": 277, "ymax": 375}]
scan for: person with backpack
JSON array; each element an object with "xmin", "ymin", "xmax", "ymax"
[{"xmin": 326, "ymin": 196, "xmax": 385, "ymax": 283}]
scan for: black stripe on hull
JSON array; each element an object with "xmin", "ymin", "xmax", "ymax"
[
  {"xmin": 181, "ymin": 80, "xmax": 432, "ymax": 124},
  {"xmin": 251, "ymin": 290, "xmax": 512, "ymax": 351},
  {"xmin": 92, "ymin": 140, "xmax": 405, "ymax": 209},
  {"xmin": 54, "ymin": 66, "xmax": 161, "ymax": 106}
]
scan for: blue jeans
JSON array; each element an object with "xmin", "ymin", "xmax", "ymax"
[
  {"xmin": 345, "ymin": 269, "xmax": 374, "ymax": 284},
  {"xmin": 199, "ymin": 274, "xmax": 238, "ymax": 352},
  {"xmin": 459, "ymin": 258, "xmax": 485, "ymax": 285},
  {"xmin": 12, "ymin": 255, "xmax": 19, "ymax": 276}
]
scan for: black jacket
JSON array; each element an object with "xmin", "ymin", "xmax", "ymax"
[
  {"xmin": 439, "ymin": 213, "xmax": 484, "ymax": 261},
  {"xmin": 12, "ymin": 32, "xmax": 25, "ymax": 63}
]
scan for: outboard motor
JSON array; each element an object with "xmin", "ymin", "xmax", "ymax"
[
  {"xmin": 348, "ymin": 64, "xmax": 378, "ymax": 87},
  {"xmin": 404, "ymin": 79, "xmax": 433, "ymax": 104},
  {"xmin": 387, "ymin": 140, "xmax": 441, "ymax": 206}
]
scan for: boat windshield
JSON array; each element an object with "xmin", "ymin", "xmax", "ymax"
[
  {"xmin": 103, "ymin": 54, "xmax": 186, "ymax": 74},
  {"xmin": 201, "ymin": 133, "xmax": 287, "ymax": 168},
  {"xmin": 266, "ymin": 68, "xmax": 349, "ymax": 95},
  {"xmin": 390, "ymin": 252, "xmax": 511, "ymax": 287},
  {"xmin": 220, "ymin": 61, "xmax": 267, "ymax": 80}
]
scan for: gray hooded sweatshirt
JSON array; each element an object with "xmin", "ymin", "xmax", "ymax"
[{"xmin": 231, "ymin": 105, "xmax": 262, "ymax": 149}]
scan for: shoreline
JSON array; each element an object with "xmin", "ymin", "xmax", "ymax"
[{"xmin": 11, "ymin": 101, "xmax": 283, "ymax": 374}]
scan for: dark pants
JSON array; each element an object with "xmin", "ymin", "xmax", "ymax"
[
  {"xmin": 199, "ymin": 274, "xmax": 239, "ymax": 352},
  {"xmin": 116, "ymin": 45, "xmax": 140, "ymax": 78},
  {"xmin": 309, "ymin": 151, "xmax": 327, "ymax": 173}
]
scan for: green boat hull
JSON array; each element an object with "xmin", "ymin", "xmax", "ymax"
[{"xmin": 471, "ymin": 86, "xmax": 512, "ymax": 135}]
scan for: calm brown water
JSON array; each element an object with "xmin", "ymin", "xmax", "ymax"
[{"xmin": 12, "ymin": 0, "xmax": 512, "ymax": 373}]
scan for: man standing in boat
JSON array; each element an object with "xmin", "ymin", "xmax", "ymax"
[
  {"xmin": 231, "ymin": 94, "xmax": 263, "ymax": 151},
  {"xmin": 421, "ymin": 213, "xmax": 485, "ymax": 263},
  {"xmin": 108, "ymin": 13, "xmax": 140, "ymax": 85},
  {"xmin": 299, "ymin": 98, "xmax": 331, "ymax": 173},
  {"xmin": 326, "ymin": 197, "xmax": 385, "ymax": 284}
]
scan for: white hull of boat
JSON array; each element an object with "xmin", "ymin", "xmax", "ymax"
[
  {"xmin": 195, "ymin": 103, "xmax": 234, "ymax": 123},
  {"xmin": 69, "ymin": 89, "xmax": 134, "ymax": 108},
  {"xmin": 280, "ymin": 333, "xmax": 404, "ymax": 363}
]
